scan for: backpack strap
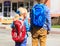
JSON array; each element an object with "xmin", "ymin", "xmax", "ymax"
[{"xmin": 13, "ymin": 21, "xmax": 18, "ymax": 35}]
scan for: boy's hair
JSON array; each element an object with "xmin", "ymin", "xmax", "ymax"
[
  {"xmin": 36, "ymin": 0, "xmax": 41, "ymax": 3},
  {"xmin": 44, "ymin": 0, "xmax": 48, "ymax": 4},
  {"xmin": 17, "ymin": 7, "xmax": 27, "ymax": 16},
  {"xmin": 36, "ymin": 0, "xmax": 48, "ymax": 4}
]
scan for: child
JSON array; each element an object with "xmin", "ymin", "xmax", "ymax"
[
  {"xmin": 30, "ymin": 0, "xmax": 51, "ymax": 46},
  {"xmin": 18, "ymin": 7, "xmax": 31, "ymax": 46},
  {"xmin": 11, "ymin": 7, "xmax": 29, "ymax": 46}
]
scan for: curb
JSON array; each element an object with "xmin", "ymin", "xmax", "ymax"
[
  {"xmin": 0, "ymin": 25, "xmax": 11, "ymax": 30},
  {"xmin": 50, "ymin": 31, "xmax": 60, "ymax": 34},
  {"xmin": 0, "ymin": 26, "xmax": 60, "ymax": 34}
]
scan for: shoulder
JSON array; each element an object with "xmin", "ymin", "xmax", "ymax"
[{"xmin": 44, "ymin": 5, "xmax": 50, "ymax": 12}]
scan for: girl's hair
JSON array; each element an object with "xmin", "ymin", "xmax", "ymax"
[
  {"xmin": 16, "ymin": 7, "xmax": 27, "ymax": 16},
  {"xmin": 18, "ymin": 7, "xmax": 27, "ymax": 15},
  {"xmin": 14, "ymin": 14, "xmax": 19, "ymax": 20}
]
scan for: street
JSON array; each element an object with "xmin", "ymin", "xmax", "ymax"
[
  {"xmin": 0, "ymin": 29, "xmax": 14, "ymax": 46},
  {"xmin": 0, "ymin": 28, "xmax": 60, "ymax": 46}
]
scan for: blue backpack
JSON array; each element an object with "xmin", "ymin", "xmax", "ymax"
[{"xmin": 31, "ymin": 4, "xmax": 46, "ymax": 27}]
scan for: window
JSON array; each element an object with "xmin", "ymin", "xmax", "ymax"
[
  {"xmin": 4, "ymin": 1, "xmax": 11, "ymax": 17},
  {"xmin": 0, "ymin": 3, "xmax": 2, "ymax": 12},
  {"xmin": 12, "ymin": 3, "xmax": 17, "ymax": 12},
  {"xmin": 18, "ymin": 2, "xmax": 24, "ymax": 8},
  {"xmin": 30, "ymin": 1, "xmax": 33, "ymax": 6},
  {"xmin": 4, "ymin": 12, "xmax": 7, "ymax": 17}
]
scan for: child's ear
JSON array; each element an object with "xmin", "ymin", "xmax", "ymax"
[{"xmin": 23, "ymin": 13, "xmax": 26, "ymax": 17}]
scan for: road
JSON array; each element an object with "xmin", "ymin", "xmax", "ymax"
[
  {"xmin": 0, "ymin": 28, "xmax": 60, "ymax": 46},
  {"xmin": 0, "ymin": 29, "xmax": 14, "ymax": 46}
]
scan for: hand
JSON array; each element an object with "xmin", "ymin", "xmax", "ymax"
[
  {"xmin": 47, "ymin": 31, "xmax": 50, "ymax": 34},
  {"xmin": 27, "ymin": 32, "xmax": 31, "ymax": 37}
]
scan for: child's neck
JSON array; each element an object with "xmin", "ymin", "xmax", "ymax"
[{"xmin": 19, "ymin": 16, "xmax": 24, "ymax": 20}]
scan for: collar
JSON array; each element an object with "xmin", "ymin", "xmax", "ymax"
[{"xmin": 19, "ymin": 18, "xmax": 24, "ymax": 21}]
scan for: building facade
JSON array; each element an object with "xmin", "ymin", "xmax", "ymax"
[
  {"xmin": 1, "ymin": 0, "xmax": 60, "ymax": 25},
  {"xmin": 0, "ymin": 0, "xmax": 33, "ymax": 24},
  {"xmin": 0, "ymin": 0, "xmax": 33, "ymax": 17}
]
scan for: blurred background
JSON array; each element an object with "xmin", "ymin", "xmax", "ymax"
[
  {"xmin": 0, "ymin": 0, "xmax": 60, "ymax": 46},
  {"xmin": 0, "ymin": 0, "xmax": 60, "ymax": 26}
]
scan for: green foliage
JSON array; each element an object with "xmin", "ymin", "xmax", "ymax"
[{"xmin": 52, "ymin": 25, "xmax": 60, "ymax": 28}]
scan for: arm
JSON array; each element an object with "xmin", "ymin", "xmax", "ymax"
[
  {"xmin": 46, "ymin": 8, "xmax": 51, "ymax": 31},
  {"xmin": 11, "ymin": 22, "xmax": 15, "ymax": 28},
  {"xmin": 24, "ymin": 18, "xmax": 30, "ymax": 32}
]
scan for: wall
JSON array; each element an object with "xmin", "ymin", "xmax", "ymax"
[{"xmin": 46, "ymin": 0, "xmax": 60, "ymax": 25}]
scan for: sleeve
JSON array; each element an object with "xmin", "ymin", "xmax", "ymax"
[
  {"xmin": 46, "ymin": 8, "xmax": 51, "ymax": 31},
  {"xmin": 30, "ymin": 9, "xmax": 33, "ymax": 30},
  {"xmin": 24, "ymin": 18, "xmax": 30, "ymax": 32},
  {"xmin": 11, "ymin": 22, "xmax": 15, "ymax": 28}
]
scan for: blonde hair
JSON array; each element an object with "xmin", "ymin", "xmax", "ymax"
[
  {"xmin": 18, "ymin": 7, "xmax": 27, "ymax": 15},
  {"xmin": 14, "ymin": 14, "xmax": 19, "ymax": 21}
]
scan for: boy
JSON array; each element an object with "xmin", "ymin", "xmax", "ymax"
[{"xmin": 30, "ymin": 0, "xmax": 51, "ymax": 46}]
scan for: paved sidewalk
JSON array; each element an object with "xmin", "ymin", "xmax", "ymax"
[
  {"xmin": 0, "ymin": 24, "xmax": 60, "ymax": 46},
  {"xmin": 0, "ymin": 29, "xmax": 60, "ymax": 46},
  {"xmin": 0, "ymin": 24, "xmax": 11, "ymax": 30},
  {"xmin": 50, "ymin": 28, "xmax": 60, "ymax": 34}
]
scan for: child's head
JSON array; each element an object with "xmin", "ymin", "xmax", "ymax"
[
  {"xmin": 16, "ymin": 7, "xmax": 27, "ymax": 19},
  {"xmin": 36, "ymin": 0, "xmax": 48, "ymax": 4}
]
